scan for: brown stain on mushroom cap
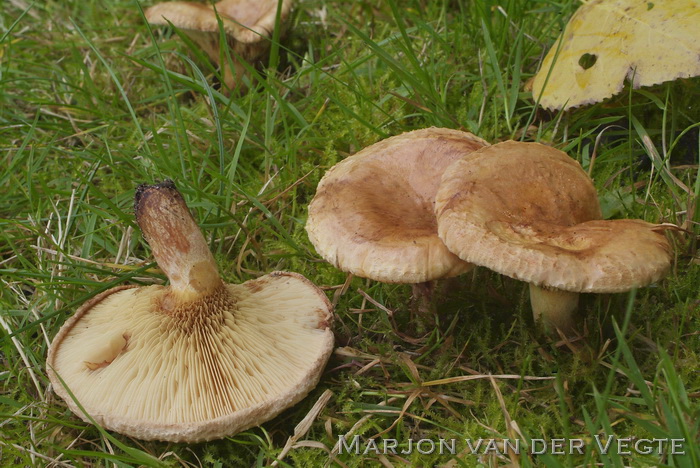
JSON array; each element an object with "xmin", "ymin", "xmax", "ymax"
[
  {"xmin": 315, "ymin": 308, "xmax": 331, "ymax": 329},
  {"xmin": 316, "ymin": 175, "xmax": 437, "ymax": 244},
  {"xmin": 310, "ymin": 130, "xmax": 490, "ymax": 242},
  {"xmin": 84, "ymin": 332, "xmax": 131, "ymax": 370},
  {"xmin": 487, "ymin": 219, "xmax": 670, "ymax": 258},
  {"xmin": 243, "ymin": 277, "xmax": 267, "ymax": 293}
]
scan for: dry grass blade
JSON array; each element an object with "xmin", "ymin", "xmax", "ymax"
[
  {"xmin": 332, "ymin": 274, "xmax": 353, "ymax": 307},
  {"xmin": 272, "ymin": 389, "xmax": 334, "ymax": 466},
  {"xmin": 369, "ymin": 389, "xmax": 422, "ymax": 440},
  {"xmin": 357, "ymin": 288, "xmax": 394, "ymax": 317},
  {"xmin": 327, "ymin": 397, "xmax": 400, "ymax": 465},
  {"xmin": 0, "ymin": 440, "xmax": 75, "ymax": 467},
  {"xmin": 422, "ymin": 374, "xmax": 555, "ymax": 387},
  {"xmin": 489, "ymin": 375, "xmax": 520, "ymax": 466},
  {"xmin": 334, "ymin": 347, "xmax": 386, "ymax": 362},
  {"xmin": 642, "ymin": 135, "xmax": 692, "ymax": 195},
  {"xmin": 0, "ymin": 315, "xmax": 43, "ymax": 400}
]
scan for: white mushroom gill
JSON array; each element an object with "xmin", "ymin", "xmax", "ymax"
[{"xmin": 52, "ymin": 274, "xmax": 330, "ymax": 424}]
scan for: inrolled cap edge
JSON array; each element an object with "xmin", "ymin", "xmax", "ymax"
[{"xmin": 438, "ymin": 217, "xmax": 673, "ymax": 293}]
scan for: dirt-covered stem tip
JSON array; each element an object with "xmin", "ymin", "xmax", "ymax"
[{"xmin": 135, "ymin": 181, "xmax": 222, "ymax": 297}]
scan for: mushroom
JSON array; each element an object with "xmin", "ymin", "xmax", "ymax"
[
  {"xmin": 529, "ymin": 0, "xmax": 700, "ymax": 111},
  {"xmin": 47, "ymin": 181, "xmax": 334, "ymax": 442},
  {"xmin": 306, "ymin": 128, "xmax": 488, "ymax": 309},
  {"xmin": 434, "ymin": 140, "xmax": 672, "ymax": 334},
  {"xmin": 145, "ymin": 0, "xmax": 293, "ymax": 91}
]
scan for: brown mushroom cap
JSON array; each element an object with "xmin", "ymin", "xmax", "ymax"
[
  {"xmin": 47, "ymin": 182, "xmax": 334, "ymax": 442},
  {"xmin": 145, "ymin": 0, "xmax": 290, "ymax": 43},
  {"xmin": 306, "ymin": 128, "xmax": 488, "ymax": 283},
  {"xmin": 435, "ymin": 140, "xmax": 672, "ymax": 293},
  {"xmin": 145, "ymin": 0, "xmax": 293, "ymax": 89}
]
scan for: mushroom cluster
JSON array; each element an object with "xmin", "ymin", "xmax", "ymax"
[
  {"xmin": 47, "ymin": 181, "xmax": 334, "ymax": 442},
  {"xmin": 306, "ymin": 132, "xmax": 673, "ymax": 334},
  {"xmin": 145, "ymin": 0, "xmax": 293, "ymax": 91}
]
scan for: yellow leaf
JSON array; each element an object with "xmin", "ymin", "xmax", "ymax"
[{"xmin": 532, "ymin": 0, "xmax": 700, "ymax": 111}]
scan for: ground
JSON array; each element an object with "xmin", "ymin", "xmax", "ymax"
[{"xmin": 0, "ymin": 0, "xmax": 698, "ymax": 466}]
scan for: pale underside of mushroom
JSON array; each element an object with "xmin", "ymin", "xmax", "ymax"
[
  {"xmin": 48, "ymin": 273, "xmax": 333, "ymax": 442},
  {"xmin": 47, "ymin": 181, "xmax": 334, "ymax": 442},
  {"xmin": 306, "ymin": 127, "xmax": 488, "ymax": 284},
  {"xmin": 435, "ymin": 140, "xmax": 672, "ymax": 332},
  {"xmin": 145, "ymin": 0, "xmax": 293, "ymax": 90}
]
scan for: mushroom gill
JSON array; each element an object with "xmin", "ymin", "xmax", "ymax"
[{"xmin": 47, "ymin": 181, "xmax": 334, "ymax": 442}]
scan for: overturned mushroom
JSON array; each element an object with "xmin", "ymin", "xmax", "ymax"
[
  {"xmin": 435, "ymin": 141, "xmax": 672, "ymax": 334},
  {"xmin": 145, "ymin": 0, "xmax": 293, "ymax": 91},
  {"xmin": 47, "ymin": 181, "xmax": 334, "ymax": 442},
  {"xmin": 306, "ymin": 128, "xmax": 488, "ymax": 306}
]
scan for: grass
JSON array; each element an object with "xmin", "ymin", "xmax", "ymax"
[{"xmin": 1, "ymin": 0, "xmax": 699, "ymax": 466}]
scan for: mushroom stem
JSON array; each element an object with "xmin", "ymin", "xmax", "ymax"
[
  {"xmin": 411, "ymin": 281, "xmax": 435, "ymax": 318},
  {"xmin": 135, "ymin": 181, "xmax": 223, "ymax": 298},
  {"xmin": 528, "ymin": 284, "xmax": 578, "ymax": 334}
]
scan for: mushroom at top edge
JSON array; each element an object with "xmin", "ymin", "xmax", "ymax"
[
  {"xmin": 47, "ymin": 181, "xmax": 334, "ymax": 443},
  {"xmin": 434, "ymin": 140, "xmax": 673, "ymax": 335},
  {"xmin": 145, "ymin": 0, "xmax": 293, "ymax": 91},
  {"xmin": 306, "ymin": 127, "xmax": 489, "ymax": 286}
]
